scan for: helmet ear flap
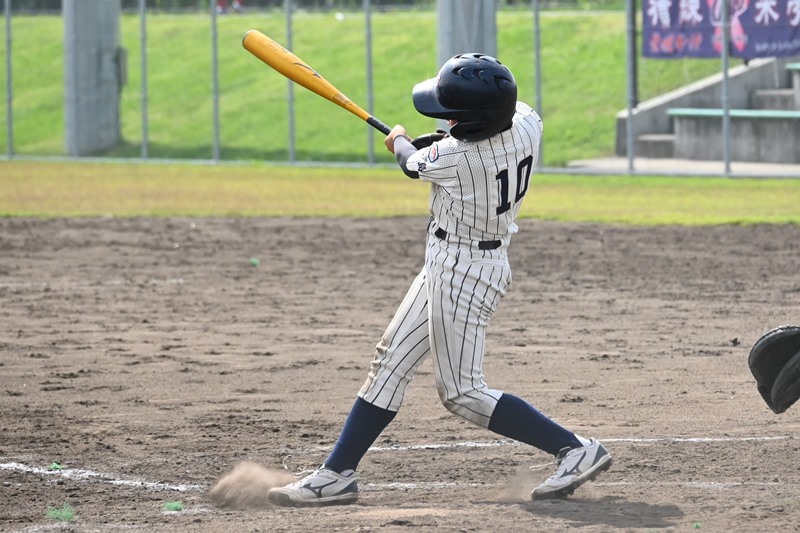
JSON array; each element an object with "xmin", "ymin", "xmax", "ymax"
[
  {"xmin": 450, "ymin": 119, "xmax": 512, "ymax": 143},
  {"xmin": 449, "ymin": 122, "xmax": 477, "ymax": 142}
]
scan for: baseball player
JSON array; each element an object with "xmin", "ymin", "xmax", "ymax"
[{"xmin": 268, "ymin": 53, "xmax": 612, "ymax": 506}]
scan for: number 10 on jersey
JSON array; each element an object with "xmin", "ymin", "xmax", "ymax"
[{"xmin": 495, "ymin": 155, "xmax": 534, "ymax": 215}]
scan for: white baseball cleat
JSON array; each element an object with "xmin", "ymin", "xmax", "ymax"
[
  {"xmin": 531, "ymin": 438, "xmax": 612, "ymax": 500},
  {"xmin": 268, "ymin": 467, "xmax": 359, "ymax": 507}
]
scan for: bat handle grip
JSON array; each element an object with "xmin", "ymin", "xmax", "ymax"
[{"xmin": 367, "ymin": 116, "xmax": 392, "ymax": 136}]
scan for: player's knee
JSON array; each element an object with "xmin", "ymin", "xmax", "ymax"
[
  {"xmin": 440, "ymin": 398, "xmax": 470, "ymax": 421},
  {"xmin": 435, "ymin": 386, "xmax": 494, "ymax": 427}
]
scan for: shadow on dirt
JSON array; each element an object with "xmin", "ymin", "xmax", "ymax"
[{"xmin": 525, "ymin": 496, "xmax": 684, "ymax": 529}]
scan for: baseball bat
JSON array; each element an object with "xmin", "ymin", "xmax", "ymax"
[{"xmin": 242, "ymin": 29, "xmax": 392, "ymax": 135}]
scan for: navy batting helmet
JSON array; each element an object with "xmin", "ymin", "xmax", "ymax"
[{"xmin": 412, "ymin": 53, "xmax": 517, "ymax": 142}]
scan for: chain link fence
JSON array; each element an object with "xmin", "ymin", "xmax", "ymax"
[
  {"xmin": 2, "ymin": 0, "xmax": 797, "ymax": 176},
  {"xmin": 9, "ymin": 1, "xmax": 625, "ymax": 11}
]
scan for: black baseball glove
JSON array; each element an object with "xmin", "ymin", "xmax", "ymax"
[
  {"xmin": 748, "ymin": 325, "xmax": 800, "ymax": 414},
  {"xmin": 411, "ymin": 129, "xmax": 448, "ymax": 150}
]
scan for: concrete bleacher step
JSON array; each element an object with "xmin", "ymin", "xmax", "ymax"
[
  {"xmin": 789, "ymin": 63, "xmax": 800, "ymax": 108},
  {"xmin": 635, "ymin": 133, "xmax": 675, "ymax": 158},
  {"xmin": 666, "ymin": 108, "xmax": 800, "ymax": 164},
  {"xmin": 751, "ymin": 89, "xmax": 796, "ymax": 110}
]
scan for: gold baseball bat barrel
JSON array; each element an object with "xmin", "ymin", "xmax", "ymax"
[{"xmin": 242, "ymin": 29, "xmax": 391, "ymax": 135}]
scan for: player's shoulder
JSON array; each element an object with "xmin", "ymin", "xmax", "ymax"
[
  {"xmin": 407, "ymin": 133, "xmax": 465, "ymax": 171},
  {"xmin": 512, "ymin": 101, "xmax": 543, "ymax": 134},
  {"xmin": 425, "ymin": 133, "xmax": 466, "ymax": 159},
  {"xmin": 513, "ymin": 101, "xmax": 542, "ymax": 123}
]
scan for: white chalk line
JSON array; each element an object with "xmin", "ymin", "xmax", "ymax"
[
  {"xmin": 598, "ymin": 481, "xmax": 788, "ymax": 489},
  {"xmin": 357, "ymin": 434, "xmax": 797, "ymax": 453},
  {"xmin": 366, "ymin": 480, "xmax": 793, "ymax": 492},
  {"xmin": 0, "ymin": 461, "xmax": 202, "ymax": 492},
  {"xmin": 2, "ymin": 435, "xmax": 797, "ymax": 497},
  {"xmin": 3, "ymin": 459, "xmax": 789, "ymax": 498},
  {"xmin": 11, "ymin": 522, "xmax": 160, "ymax": 533},
  {"xmin": 0, "ymin": 278, "xmax": 186, "ymax": 290}
]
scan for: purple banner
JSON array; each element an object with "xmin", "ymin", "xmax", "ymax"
[{"xmin": 643, "ymin": 0, "xmax": 800, "ymax": 59}]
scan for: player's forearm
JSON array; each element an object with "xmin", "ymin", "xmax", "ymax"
[{"xmin": 393, "ymin": 137, "xmax": 420, "ymax": 179}]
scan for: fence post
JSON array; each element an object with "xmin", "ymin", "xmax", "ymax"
[
  {"xmin": 4, "ymin": 0, "xmax": 13, "ymax": 158},
  {"xmin": 210, "ymin": 0, "xmax": 221, "ymax": 162},
  {"xmin": 139, "ymin": 0, "xmax": 149, "ymax": 159},
  {"xmin": 532, "ymin": 0, "xmax": 542, "ymax": 167},
  {"xmin": 721, "ymin": 0, "xmax": 732, "ymax": 175},
  {"xmin": 364, "ymin": 0, "xmax": 375, "ymax": 164},
  {"xmin": 625, "ymin": 0, "xmax": 636, "ymax": 173},
  {"xmin": 63, "ymin": 0, "xmax": 123, "ymax": 157},
  {"xmin": 285, "ymin": 0, "xmax": 296, "ymax": 162}
]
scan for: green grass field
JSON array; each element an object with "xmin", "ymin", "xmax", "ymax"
[
  {"xmin": 2, "ymin": 160, "xmax": 799, "ymax": 225},
  {"xmin": 2, "ymin": 8, "xmax": 796, "ymax": 225},
  {"xmin": 0, "ymin": 9, "xmax": 724, "ymax": 165}
]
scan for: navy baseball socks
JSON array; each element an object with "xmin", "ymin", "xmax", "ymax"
[
  {"xmin": 268, "ymin": 397, "xmax": 396, "ymax": 507},
  {"xmin": 488, "ymin": 393, "xmax": 612, "ymax": 499},
  {"xmin": 487, "ymin": 393, "xmax": 583, "ymax": 454},
  {"xmin": 324, "ymin": 397, "xmax": 397, "ymax": 473}
]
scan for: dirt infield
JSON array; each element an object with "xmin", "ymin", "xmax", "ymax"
[{"xmin": 1, "ymin": 216, "xmax": 799, "ymax": 532}]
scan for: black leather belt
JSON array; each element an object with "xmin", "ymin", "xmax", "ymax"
[{"xmin": 434, "ymin": 227, "xmax": 501, "ymax": 250}]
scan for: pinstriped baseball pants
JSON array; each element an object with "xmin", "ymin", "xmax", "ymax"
[{"xmin": 359, "ymin": 228, "xmax": 512, "ymax": 428}]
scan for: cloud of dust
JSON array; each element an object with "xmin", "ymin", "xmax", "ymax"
[
  {"xmin": 208, "ymin": 461, "xmax": 295, "ymax": 509},
  {"xmin": 484, "ymin": 464, "xmax": 540, "ymax": 503}
]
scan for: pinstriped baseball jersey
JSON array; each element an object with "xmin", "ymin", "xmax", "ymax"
[
  {"xmin": 359, "ymin": 101, "xmax": 543, "ymax": 427},
  {"xmin": 405, "ymin": 102, "xmax": 543, "ymax": 242}
]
